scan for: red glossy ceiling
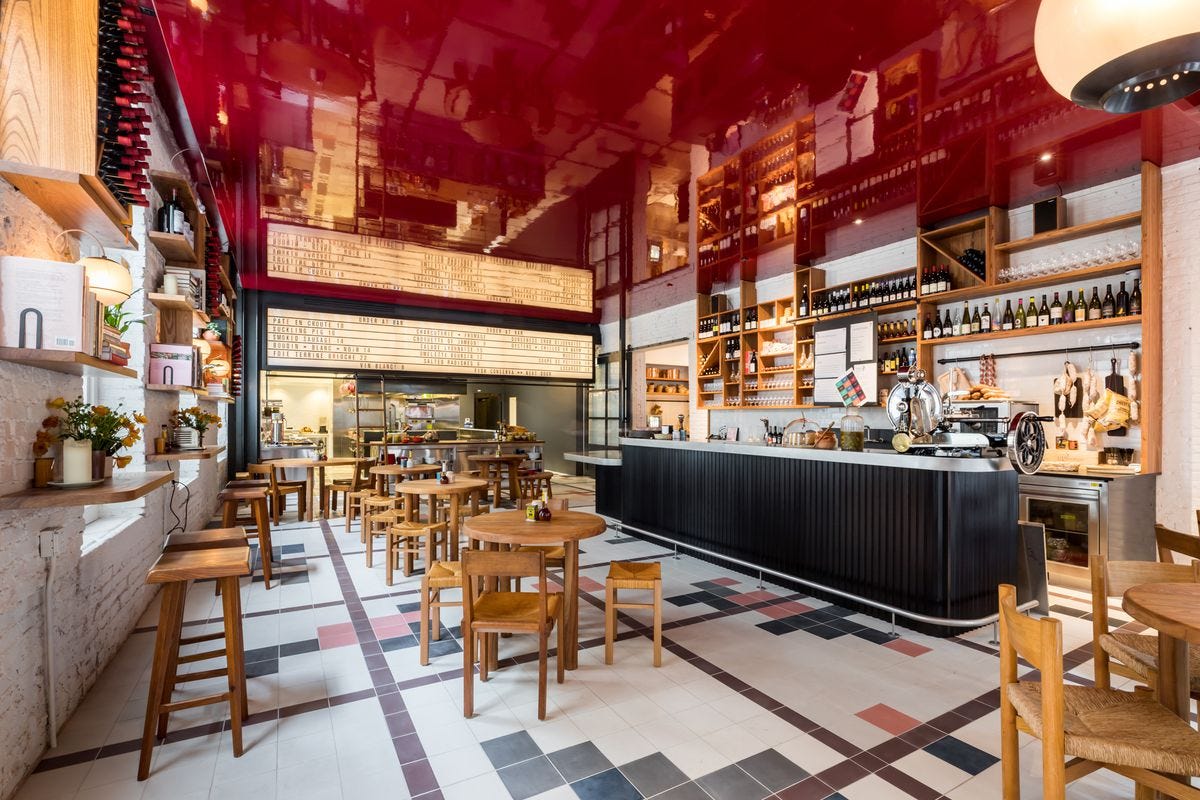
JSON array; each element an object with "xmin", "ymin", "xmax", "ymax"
[{"xmin": 150, "ymin": 0, "xmax": 1200, "ymax": 288}]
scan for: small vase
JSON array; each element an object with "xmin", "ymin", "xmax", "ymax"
[
  {"xmin": 175, "ymin": 427, "xmax": 200, "ymax": 450},
  {"xmin": 33, "ymin": 458, "xmax": 54, "ymax": 488},
  {"xmin": 61, "ymin": 439, "xmax": 92, "ymax": 485},
  {"xmin": 91, "ymin": 451, "xmax": 113, "ymax": 480}
]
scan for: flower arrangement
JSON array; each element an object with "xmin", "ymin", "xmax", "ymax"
[
  {"xmin": 43, "ymin": 397, "xmax": 145, "ymax": 469},
  {"xmin": 172, "ymin": 406, "xmax": 221, "ymax": 436}
]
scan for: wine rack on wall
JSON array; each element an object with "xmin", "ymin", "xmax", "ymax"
[{"xmin": 0, "ymin": 0, "xmax": 150, "ymax": 248}]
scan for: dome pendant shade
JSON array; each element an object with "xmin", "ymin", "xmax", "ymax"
[
  {"xmin": 1035, "ymin": 0, "xmax": 1200, "ymax": 113},
  {"xmin": 79, "ymin": 255, "xmax": 133, "ymax": 305}
]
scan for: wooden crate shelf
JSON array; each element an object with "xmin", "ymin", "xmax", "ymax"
[
  {"xmin": 0, "ymin": 167, "xmax": 136, "ymax": 250},
  {"xmin": 0, "ymin": 472, "xmax": 172, "ymax": 510},
  {"xmin": 146, "ymin": 231, "xmax": 199, "ymax": 265},
  {"xmin": 0, "ymin": 348, "xmax": 136, "ymax": 378},
  {"xmin": 146, "ymin": 446, "xmax": 224, "ymax": 463},
  {"xmin": 148, "ymin": 292, "xmax": 210, "ymax": 325}
]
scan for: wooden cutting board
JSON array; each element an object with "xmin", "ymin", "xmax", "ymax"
[{"xmin": 1105, "ymin": 357, "xmax": 1126, "ymax": 437}]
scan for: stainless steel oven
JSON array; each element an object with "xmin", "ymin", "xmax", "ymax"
[{"xmin": 1018, "ymin": 473, "xmax": 1157, "ymax": 589}]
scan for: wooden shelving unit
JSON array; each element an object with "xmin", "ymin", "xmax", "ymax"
[
  {"xmin": 147, "ymin": 172, "xmax": 206, "ymax": 268},
  {"xmin": 146, "ymin": 445, "xmax": 224, "ymax": 463},
  {"xmin": 0, "ymin": 472, "xmax": 172, "ymax": 510},
  {"xmin": 0, "ymin": 348, "xmax": 136, "ymax": 378},
  {"xmin": 993, "ymin": 211, "xmax": 1141, "ymax": 254},
  {"xmin": 148, "ymin": 292, "xmax": 210, "ymax": 325},
  {"xmin": 917, "ymin": 209, "xmax": 1005, "ymax": 295}
]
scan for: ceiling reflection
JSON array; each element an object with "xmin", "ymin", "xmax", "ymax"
[{"xmin": 150, "ymin": 0, "xmax": 1200, "ymax": 287}]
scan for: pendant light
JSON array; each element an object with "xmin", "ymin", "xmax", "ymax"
[
  {"xmin": 51, "ymin": 229, "xmax": 133, "ymax": 305},
  {"xmin": 1034, "ymin": 0, "xmax": 1200, "ymax": 113}
]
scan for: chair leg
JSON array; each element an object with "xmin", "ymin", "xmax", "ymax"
[
  {"xmin": 227, "ymin": 577, "xmax": 248, "ymax": 719},
  {"xmin": 419, "ymin": 580, "xmax": 431, "ymax": 666},
  {"xmin": 219, "ymin": 576, "xmax": 244, "ymax": 758},
  {"xmin": 538, "ymin": 628, "xmax": 548, "ymax": 721},
  {"xmin": 1000, "ymin": 690, "xmax": 1021, "ymax": 799},
  {"xmin": 385, "ymin": 532, "xmax": 395, "ymax": 586},
  {"xmin": 462, "ymin": 625, "xmax": 475, "ymax": 718},
  {"xmin": 652, "ymin": 580, "xmax": 662, "ymax": 668},
  {"xmin": 221, "ymin": 500, "xmax": 236, "ymax": 528},
  {"xmin": 254, "ymin": 500, "xmax": 273, "ymax": 589},
  {"xmin": 556, "ymin": 607, "xmax": 565, "ymax": 684},
  {"xmin": 479, "ymin": 633, "xmax": 490, "ymax": 683},
  {"xmin": 272, "ymin": 492, "xmax": 281, "ymax": 525},
  {"xmin": 138, "ymin": 582, "xmax": 185, "ymax": 780},
  {"xmin": 364, "ymin": 517, "xmax": 374, "ymax": 568},
  {"xmin": 604, "ymin": 580, "xmax": 615, "ymax": 665},
  {"xmin": 403, "ymin": 543, "xmax": 414, "ymax": 577},
  {"xmin": 345, "ymin": 499, "xmax": 353, "ymax": 534},
  {"xmin": 154, "ymin": 585, "xmax": 187, "ymax": 739}
]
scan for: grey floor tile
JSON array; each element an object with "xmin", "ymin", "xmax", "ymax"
[
  {"xmin": 695, "ymin": 765, "xmax": 770, "ymax": 800},
  {"xmin": 736, "ymin": 749, "xmax": 809, "ymax": 792},
  {"xmin": 548, "ymin": 740, "xmax": 614, "ymax": 783},
  {"xmin": 619, "ymin": 752, "xmax": 689, "ymax": 797},
  {"xmin": 482, "ymin": 730, "xmax": 544, "ymax": 769},
  {"xmin": 497, "ymin": 754, "xmax": 566, "ymax": 800},
  {"xmin": 571, "ymin": 767, "xmax": 643, "ymax": 800},
  {"xmin": 650, "ymin": 782, "xmax": 713, "ymax": 800}
]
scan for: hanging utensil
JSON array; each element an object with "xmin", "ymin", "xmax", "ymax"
[{"xmin": 1104, "ymin": 356, "xmax": 1127, "ymax": 437}]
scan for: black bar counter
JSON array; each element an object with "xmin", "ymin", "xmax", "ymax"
[{"xmin": 612, "ymin": 438, "xmax": 1019, "ymax": 636}]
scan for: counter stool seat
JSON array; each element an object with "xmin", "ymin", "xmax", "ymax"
[
  {"xmin": 226, "ymin": 479, "xmax": 270, "ymax": 490},
  {"xmin": 139, "ymin": 547, "xmax": 250, "ymax": 780},
  {"xmin": 163, "ymin": 527, "xmax": 247, "ymax": 552},
  {"xmin": 386, "ymin": 520, "xmax": 448, "ymax": 585},
  {"xmin": 420, "ymin": 561, "xmax": 463, "ymax": 665},
  {"xmin": 605, "ymin": 561, "xmax": 663, "ymax": 667},
  {"xmin": 219, "ymin": 488, "xmax": 273, "ymax": 589}
]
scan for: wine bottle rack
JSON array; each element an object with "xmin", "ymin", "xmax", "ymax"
[{"xmin": 96, "ymin": 0, "xmax": 150, "ymax": 207}]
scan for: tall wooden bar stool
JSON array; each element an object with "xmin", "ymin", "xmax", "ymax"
[
  {"xmin": 219, "ymin": 488, "xmax": 274, "ymax": 589},
  {"xmin": 138, "ymin": 547, "xmax": 251, "ymax": 780},
  {"xmin": 386, "ymin": 520, "xmax": 448, "ymax": 584},
  {"xmin": 605, "ymin": 561, "xmax": 663, "ymax": 667},
  {"xmin": 419, "ymin": 561, "xmax": 463, "ymax": 665}
]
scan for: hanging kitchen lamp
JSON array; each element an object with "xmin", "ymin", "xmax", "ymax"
[
  {"xmin": 1034, "ymin": 0, "xmax": 1200, "ymax": 113},
  {"xmin": 51, "ymin": 228, "xmax": 133, "ymax": 305}
]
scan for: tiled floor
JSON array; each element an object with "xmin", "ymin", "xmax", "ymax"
[{"xmin": 13, "ymin": 476, "xmax": 1155, "ymax": 799}]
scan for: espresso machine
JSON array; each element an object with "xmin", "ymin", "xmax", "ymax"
[
  {"xmin": 885, "ymin": 370, "xmax": 1048, "ymax": 474},
  {"xmin": 262, "ymin": 399, "xmax": 285, "ymax": 445}
]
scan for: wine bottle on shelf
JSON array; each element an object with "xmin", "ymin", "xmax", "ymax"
[
  {"xmin": 1063, "ymin": 291, "xmax": 1076, "ymax": 324},
  {"xmin": 1115, "ymin": 281, "xmax": 1129, "ymax": 317},
  {"xmin": 954, "ymin": 302, "xmax": 966, "ymax": 336},
  {"xmin": 1088, "ymin": 287, "xmax": 1102, "ymax": 320},
  {"xmin": 969, "ymin": 305, "xmax": 980, "ymax": 334},
  {"xmin": 932, "ymin": 312, "xmax": 943, "ymax": 339},
  {"xmin": 922, "ymin": 312, "xmax": 933, "ymax": 340},
  {"xmin": 980, "ymin": 302, "xmax": 992, "ymax": 333},
  {"xmin": 1002, "ymin": 299, "xmax": 1014, "ymax": 331},
  {"xmin": 1050, "ymin": 292, "xmax": 1063, "ymax": 325},
  {"xmin": 1129, "ymin": 278, "xmax": 1142, "ymax": 315},
  {"xmin": 1101, "ymin": 284, "xmax": 1116, "ymax": 318},
  {"xmin": 943, "ymin": 308, "xmax": 954, "ymax": 336},
  {"xmin": 1015, "ymin": 298, "xmax": 1026, "ymax": 329},
  {"xmin": 1026, "ymin": 296, "xmax": 1039, "ymax": 328},
  {"xmin": 1037, "ymin": 295, "xmax": 1051, "ymax": 327},
  {"xmin": 747, "ymin": 351, "xmax": 758, "ymax": 375}
]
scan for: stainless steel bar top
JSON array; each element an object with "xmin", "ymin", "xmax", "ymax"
[
  {"xmin": 563, "ymin": 450, "xmax": 623, "ymax": 467},
  {"xmin": 619, "ymin": 437, "xmax": 1013, "ymax": 473}
]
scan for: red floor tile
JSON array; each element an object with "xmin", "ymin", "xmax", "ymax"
[
  {"xmin": 578, "ymin": 576, "xmax": 605, "ymax": 592},
  {"xmin": 856, "ymin": 703, "xmax": 922, "ymax": 736},
  {"xmin": 883, "ymin": 638, "xmax": 933, "ymax": 658},
  {"xmin": 757, "ymin": 605, "xmax": 794, "ymax": 620},
  {"xmin": 728, "ymin": 590, "xmax": 780, "ymax": 605},
  {"xmin": 711, "ymin": 577, "xmax": 739, "ymax": 586},
  {"xmin": 775, "ymin": 600, "xmax": 815, "ymax": 615},
  {"xmin": 317, "ymin": 621, "xmax": 358, "ymax": 649}
]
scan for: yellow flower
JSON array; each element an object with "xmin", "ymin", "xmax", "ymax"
[
  {"xmin": 114, "ymin": 455, "xmax": 132, "ymax": 469},
  {"xmin": 47, "ymin": 397, "xmax": 65, "ymax": 409},
  {"xmin": 32, "ymin": 442, "xmax": 48, "ymax": 456},
  {"xmin": 93, "ymin": 405, "xmax": 110, "ymax": 417},
  {"xmin": 121, "ymin": 436, "xmax": 135, "ymax": 448},
  {"xmin": 134, "ymin": 413, "xmax": 147, "ymax": 424}
]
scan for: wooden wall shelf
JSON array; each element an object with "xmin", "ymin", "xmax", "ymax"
[
  {"xmin": 0, "ymin": 348, "xmax": 136, "ymax": 378},
  {"xmin": 919, "ymin": 314, "xmax": 1140, "ymax": 346},
  {"xmin": 994, "ymin": 211, "xmax": 1141, "ymax": 254},
  {"xmin": 146, "ymin": 383, "xmax": 208, "ymax": 395},
  {"xmin": 146, "ymin": 446, "xmax": 224, "ymax": 463},
  {"xmin": 148, "ymin": 292, "xmax": 209, "ymax": 324},
  {"xmin": 647, "ymin": 394, "xmax": 689, "ymax": 401},
  {"xmin": 0, "ymin": 167, "xmax": 136, "ymax": 250},
  {"xmin": 919, "ymin": 259, "xmax": 1142, "ymax": 305},
  {"xmin": 0, "ymin": 472, "xmax": 172, "ymax": 510},
  {"xmin": 146, "ymin": 231, "xmax": 199, "ymax": 265}
]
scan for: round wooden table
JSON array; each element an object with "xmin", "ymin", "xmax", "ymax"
[
  {"xmin": 393, "ymin": 478, "xmax": 489, "ymax": 561},
  {"xmin": 463, "ymin": 510, "xmax": 607, "ymax": 670},
  {"xmin": 264, "ymin": 457, "xmax": 365, "ymax": 521},
  {"xmin": 468, "ymin": 453, "xmax": 526, "ymax": 504},
  {"xmin": 1123, "ymin": 583, "xmax": 1200, "ymax": 720},
  {"xmin": 369, "ymin": 463, "xmax": 441, "ymax": 494}
]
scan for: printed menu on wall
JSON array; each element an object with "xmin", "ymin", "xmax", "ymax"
[
  {"xmin": 266, "ymin": 309, "xmax": 594, "ymax": 380},
  {"xmin": 265, "ymin": 223, "xmax": 593, "ymax": 314}
]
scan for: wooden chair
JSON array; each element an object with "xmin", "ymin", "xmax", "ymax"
[
  {"xmin": 420, "ymin": 561, "xmax": 463, "ymax": 665},
  {"xmin": 998, "ymin": 583, "xmax": 1200, "ymax": 800},
  {"xmin": 518, "ymin": 471, "xmax": 553, "ymax": 502},
  {"xmin": 361, "ymin": 495, "xmax": 398, "ymax": 546},
  {"xmin": 250, "ymin": 463, "xmax": 307, "ymax": 524},
  {"xmin": 605, "ymin": 561, "xmax": 663, "ymax": 667},
  {"xmin": 1157, "ymin": 523, "xmax": 1200, "ymax": 564},
  {"xmin": 138, "ymin": 547, "xmax": 250, "ymax": 780},
  {"xmin": 364, "ymin": 505, "xmax": 403, "ymax": 568},
  {"xmin": 219, "ymin": 488, "xmax": 273, "ymax": 589},
  {"xmin": 325, "ymin": 459, "xmax": 373, "ymax": 516},
  {"xmin": 1091, "ymin": 554, "xmax": 1200, "ymax": 694},
  {"xmin": 344, "ymin": 484, "xmax": 378, "ymax": 534},
  {"xmin": 386, "ymin": 520, "xmax": 448, "ymax": 584},
  {"xmin": 462, "ymin": 549, "xmax": 564, "ymax": 720}
]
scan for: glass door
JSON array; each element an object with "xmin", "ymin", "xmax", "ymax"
[{"xmin": 1024, "ymin": 494, "xmax": 1099, "ymax": 570}]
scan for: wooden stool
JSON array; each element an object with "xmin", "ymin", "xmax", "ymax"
[
  {"xmin": 226, "ymin": 479, "xmax": 270, "ymax": 490},
  {"xmin": 163, "ymin": 527, "xmax": 248, "ymax": 553},
  {"xmin": 219, "ymin": 488, "xmax": 274, "ymax": 589},
  {"xmin": 420, "ymin": 561, "xmax": 463, "ymax": 665},
  {"xmin": 364, "ymin": 507, "xmax": 403, "ymax": 568},
  {"xmin": 386, "ymin": 520, "xmax": 448, "ymax": 584},
  {"xmin": 138, "ymin": 547, "xmax": 251, "ymax": 780},
  {"xmin": 361, "ymin": 495, "xmax": 398, "ymax": 544},
  {"xmin": 345, "ymin": 487, "xmax": 377, "ymax": 534},
  {"xmin": 518, "ymin": 471, "xmax": 553, "ymax": 501},
  {"xmin": 605, "ymin": 561, "xmax": 663, "ymax": 667}
]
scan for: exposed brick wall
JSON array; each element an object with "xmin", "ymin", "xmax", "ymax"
[{"xmin": 0, "ymin": 90, "xmax": 225, "ymax": 799}]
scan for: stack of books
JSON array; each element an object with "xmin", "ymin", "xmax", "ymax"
[
  {"xmin": 99, "ymin": 325, "xmax": 130, "ymax": 365},
  {"xmin": 164, "ymin": 267, "xmax": 203, "ymax": 309}
]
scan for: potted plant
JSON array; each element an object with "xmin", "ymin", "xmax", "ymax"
[
  {"xmin": 104, "ymin": 289, "xmax": 148, "ymax": 336},
  {"xmin": 171, "ymin": 406, "xmax": 221, "ymax": 449},
  {"xmin": 31, "ymin": 420, "xmax": 58, "ymax": 488},
  {"xmin": 43, "ymin": 397, "xmax": 144, "ymax": 483},
  {"xmin": 201, "ymin": 321, "xmax": 222, "ymax": 341},
  {"xmin": 89, "ymin": 404, "xmax": 144, "ymax": 477}
]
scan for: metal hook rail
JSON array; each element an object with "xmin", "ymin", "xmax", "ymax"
[
  {"xmin": 937, "ymin": 340, "xmax": 1139, "ymax": 366},
  {"xmin": 610, "ymin": 520, "xmax": 1037, "ymax": 632}
]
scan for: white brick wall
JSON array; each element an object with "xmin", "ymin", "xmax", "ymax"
[{"xmin": 0, "ymin": 92, "xmax": 225, "ymax": 798}]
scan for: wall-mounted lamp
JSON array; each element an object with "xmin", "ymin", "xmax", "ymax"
[
  {"xmin": 51, "ymin": 229, "xmax": 132, "ymax": 305},
  {"xmin": 1035, "ymin": 0, "xmax": 1200, "ymax": 113}
]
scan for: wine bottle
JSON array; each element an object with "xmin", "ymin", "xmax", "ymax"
[
  {"xmin": 747, "ymin": 351, "xmax": 758, "ymax": 374},
  {"xmin": 943, "ymin": 308, "xmax": 954, "ymax": 336},
  {"xmin": 1027, "ymin": 296, "xmax": 1039, "ymax": 328},
  {"xmin": 798, "ymin": 285, "xmax": 809, "ymax": 317},
  {"xmin": 1002, "ymin": 299, "xmax": 1014, "ymax": 331},
  {"xmin": 1101, "ymin": 284, "xmax": 1116, "ymax": 318},
  {"xmin": 1063, "ymin": 290, "xmax": 1076, "ymax": 324},
  {"xmin": 1129, "ymin": 278, "xmax": 1142, "ymax": 315},
  {"xmin": 1015, "ymin": 298, "xmax": 1026, "ymax": 329},
  {"xmin": 1050, "ymin": 292, "xmax": 1063, "ymax": 325},
  {"xmin": 980, "ymin": 302, "xmax": 992, "ymax": 333},
  {"xmin": 970, "ymin": 305, "xmax": 981, "ymax": 334},
  {"xmin": 1115, "ymin": 280, "xmax": 1129, "ymax": 317},
  {"xmin": 922, "ymin": 312, "xmax": 933, "ymax": 340},
  {"xmin": 932, "ymin": 312, "xmax": 942, "ymax": 338},
  {"xmin": 956, "ymin": 302, "xmax": 968, "ymax": 336},
  {"xmin": 1037, "ymin": 295, "xmax": 1050, "ymax": 327},
  {"xmin": 1088, "ymin": 287, "xmax": 1102, "ymax": 320}
]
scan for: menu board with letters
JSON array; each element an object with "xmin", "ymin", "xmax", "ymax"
[
  {"xmin": 266, "ymin": 309, "xmax": 594, "ymax": 380},
  {"xmin": 266, "ymin": 223, "xmax": 593, "ymax": 314}
]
